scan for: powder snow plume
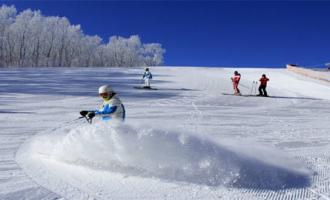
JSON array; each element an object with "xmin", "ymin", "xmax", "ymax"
[{"xmin": 23, "ymin": 121, "xmax": 312, "ymax": 189}]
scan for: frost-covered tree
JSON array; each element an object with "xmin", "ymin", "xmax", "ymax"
[
  {"xmin": 0, "ymin": 5, "xmax": 16, "ymax": 66},
  {"xmin": 141, "ymin": 43, "xmax": 165, "ymax": 66},
  {"xmin": 0, "ymin": 5, "xmax": 165, "ymax": 67},
  {"xmin": 105, "ymin": 35, "xmax": 143, "ymax": 67}
]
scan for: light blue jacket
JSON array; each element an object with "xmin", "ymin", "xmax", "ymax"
[
  {"xmin": 94, "ymin": 96, "xmax": 125, "ymax": 121},
  {"xmin": 143, "ymin": 71, "xmax": 152, "ymax": 79}
]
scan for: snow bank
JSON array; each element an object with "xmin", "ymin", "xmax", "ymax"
[
  {"xmin": 287, "ymin": 64, "xmax": 330, "ymax": 83},
  {"xmin": 19, "ymin": 121, "xmax": 312, "ymax": 189}
]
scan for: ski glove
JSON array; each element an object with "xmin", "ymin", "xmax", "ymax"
[
  {"xmin": 87, "ymin": 111, "xmax": 95, "ymax": 119},
  {"xmin": 80, "ymin": 110, "xmax": 89, "ymax": 117},
  {"xmin": 80, "ymin": 110, "xmax": 95, "ymax": 119}
]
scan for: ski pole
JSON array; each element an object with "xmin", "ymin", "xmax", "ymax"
[
  {"xmin": 79, "ymin": 115, "xmax": 93, "ymax": 124},
  {"xmin": 49, "ymin": 116, "xmax": 86, "ymax": 132},
  {"xmin": 68, "ymin": 116, "xmax": 91, "ymax": 124},
  {"xmin": 251, "ymin": 81, "xmax": 255, "ymax": 95},
  {"xmin": 250, "ymin": 81, "xmax": 254, "ymax": 95},
  {"xmin": 254, "ymin": 81, "xmax": 258, "ymax": 95}
]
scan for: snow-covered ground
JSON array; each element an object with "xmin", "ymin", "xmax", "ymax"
[{"xmin": 1, "ymin": 67, "xmax": 330, "ymax": 199}]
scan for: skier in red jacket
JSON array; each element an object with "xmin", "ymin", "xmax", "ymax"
[
  {"xmin": 258, "ymin": 74, "xmax": 269, "ymax": 97},
  {"xmin": 231, "ymin": 71, "xmax": 241, "ymax": 95}
]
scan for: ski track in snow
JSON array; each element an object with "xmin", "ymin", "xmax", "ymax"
[{"xmin": 0, "ymin": 67, "xmax": 330, "ymax": 199}]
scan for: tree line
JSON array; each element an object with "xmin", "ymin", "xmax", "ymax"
[{"xmin": 0, "ymin": 5, "xmax": 165, "ymax": 67}]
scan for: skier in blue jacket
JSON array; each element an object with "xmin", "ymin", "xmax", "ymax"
[
  {"xmin": 80, "ymin": 85, "xmax": 125, "ymax": 123},
  {"xmin": 142, "ymin": 68, "xmax": 153, "ymax": 88}
]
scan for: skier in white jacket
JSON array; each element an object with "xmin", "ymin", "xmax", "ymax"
[
  {"xmin": 142, "ymin": 68, "xmax": 153, "ymax": 88},
  {"xmin": 80, "ymin": 85, "xmax": 125, "ymax": 122}
]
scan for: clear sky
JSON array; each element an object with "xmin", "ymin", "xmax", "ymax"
[{"xmin": 2, "ymin": 1, "xmax": 330, "ymax": 67}]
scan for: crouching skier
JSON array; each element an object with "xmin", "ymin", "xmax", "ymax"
[{"xmin": 80, "ymin": 85, "xmax": 125, "ymax": 123}]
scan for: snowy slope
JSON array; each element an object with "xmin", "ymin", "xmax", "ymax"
[{"xmin": 1, "ymin": 67, "xmax": 330, "ymax": 199}]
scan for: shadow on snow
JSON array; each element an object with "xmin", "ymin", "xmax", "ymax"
[{"xmin": 0, "ymin": 68, "xmax": 181, "ymax": 100}]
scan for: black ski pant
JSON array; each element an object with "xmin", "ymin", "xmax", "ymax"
[{"xmin": 258, "ymin": 85, "xmax": 268, "ymax": 96}]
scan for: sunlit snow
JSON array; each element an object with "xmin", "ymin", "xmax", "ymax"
[{"xmin": 1, "ymin": 67, "xmax": 330, "ymax": 199}]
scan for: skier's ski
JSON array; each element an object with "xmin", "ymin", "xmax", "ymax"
[
  {"xmin": 134, "ymin": 86, "xmax": 158, "ymax": 90},
  {"xmin": 222, "ymin": 93, "xmax": 244, "ymax": 96},
  {"xmin": 222, "ymin": 93, "xmax": 269, "ymax": 97}
]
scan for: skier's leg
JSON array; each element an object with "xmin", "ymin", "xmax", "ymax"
[
  {"xmin": 258, "ymin": 85, "xmax": 263, "ymax": 96},
  {"xmin": 263, "ymin": 86, "xmax": 268, "ymax": 96},
  {"xmin": 234, "ymin": 83, "xmax": 240, "ymax": 94},
  {"xmin": 233, "ymin": 83, "xmax": 237, "ymax": 94},
  {"xmin": 146, "ymin": 79, "xmax": 151, "ymax": 87},
  {"xmin": 237, "ymin": 85, "xmax": 241, "ymax": 95}
]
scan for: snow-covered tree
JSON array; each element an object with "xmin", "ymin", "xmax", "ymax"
[
  {"xmin": 141, "ymin": 43, "xmax": 165, "ymax": 66},
  {"xmin": 0, "ymin": 5, "xmax": 165, "ymax": 67},
  {"xmin": 0, "ymin": 5, "xmax": 16, "ymax": 67},
  {"xmin": 105, "ymin": 35, "xmax": 143, "ymax": 67}
]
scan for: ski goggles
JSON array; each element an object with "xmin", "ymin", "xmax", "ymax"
[{"xmin": 99, "ymin": 93, "xmax": 109, "ymax": 98}]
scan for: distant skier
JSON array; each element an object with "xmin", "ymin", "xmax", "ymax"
[
  {"xmin": 80, "ymin": 85, "xmax": 125, "ymax": 123},
  {"xmin": 231, "ymin": 71, "xmax": 241, "ymax": 95},
  {"xmin": 258, "ymin": 74, "xmax": 269, "ymax": 97},
  {"xmin": 142, "ymin": 67, "xmax": 153, "ymax": 88}
]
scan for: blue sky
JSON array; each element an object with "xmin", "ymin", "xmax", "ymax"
[{"xmin": 3, "ymin": 1, "xmax": 330, "ymax": 67}]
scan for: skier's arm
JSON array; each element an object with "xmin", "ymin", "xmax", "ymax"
[{"xmin": 95, "ymin": 104, "xmax": 117, "ymax": 115}]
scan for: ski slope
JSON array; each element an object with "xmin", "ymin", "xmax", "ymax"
[{"xmin": 1, "ymin": 67, "xmax": 330, "ymax": 199}]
